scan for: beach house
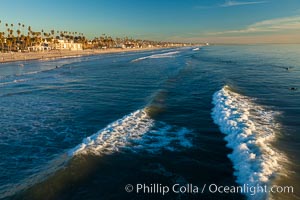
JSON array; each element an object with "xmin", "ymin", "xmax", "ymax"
[
  {"xmin": 54, "ymin": 39, "xmax": 83, "ymax": 51},
  {"xmin": 27, "ymin": 39, "xmax": 51, "ymax": 52}
]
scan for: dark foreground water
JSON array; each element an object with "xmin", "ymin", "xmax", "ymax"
[{"xmin": 0, "ymin": 45, "xmax": 299, "ymax": 200}]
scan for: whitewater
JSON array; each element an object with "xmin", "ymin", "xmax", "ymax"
[{"xmin": 211, "ymin": 85, "xmax": 287, "ymax": 200}]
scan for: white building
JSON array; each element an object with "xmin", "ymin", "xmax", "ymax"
[
  {"xmin": 54, "ymin": 39, "xmax": 82, "ymax": 51},
  {"xmin": 28, "ymin": 39, "xmax": 51, "ymax": 51}
]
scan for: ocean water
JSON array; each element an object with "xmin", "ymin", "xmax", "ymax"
[{"xmin": 0, "ymin": 45, "xmax": 299, "ymax": 200}]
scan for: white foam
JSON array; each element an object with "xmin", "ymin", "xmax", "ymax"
[
  {"xmin": 211, "ymin": 86, "xmax": 285, "ymax": 200},
  {"xmin": 69, "ymin": 109, "xmax": 193, "ymax": 156},
  {"xmin": 131, "ymin": 123, "xmax": 192, "ymax": 153},
  {"xmin": 68, "ymin": 109, "xmax": 153, "ymax": 156},
  {"xmin": 192, "ymin": 48, "xmax": 200, "ymax": 51},
  {"xmin": 22, "ymin": 71, "xmax": 40, "ymax": 75},
  {"xmin": 20, "ymin": 65, "xmax": 61, "ymax": 76},
  {"xmin": 0, "ymin": 78, "xmax": 33, "ymax": 86},
  {"xmin": 39, "ymin": 55, "xmax": 82, "ymax": 61},
  {"xmin": 132, "ymin": 51, "xmax": 180, "ymax": 62}
]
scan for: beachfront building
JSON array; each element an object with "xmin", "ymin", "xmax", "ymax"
[
  {"xmin": 27, "ymin": 39, "xmax": 82, "ymax": 52},
  {"xmin": 27, "ymin": 45, "xmax": 50, "ymax": 51},
  {"xmin": 53, "ymin": 39, "xmax": 83, "ymax": 51},
  {"xmin": 27, "ymin": 39, "xmax": 51, "ymax": 52}
]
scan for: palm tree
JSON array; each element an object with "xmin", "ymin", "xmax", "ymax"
[
  {"xmin": 9, "ymin": 29, "xmax": 14, "ymax": 46},
  {"xmin": 0, "ymin": 31, "xmax": 4, "ymax": 52},
  {"xmin": 6, "ymin": 39, "xmax": 12, "ymax": 52},
  {"xmin": 16, "ymin": 29, "xmax": 21, "ymax": 49},
  {"xmin": 5, "ymin": 23, "xmax": 8, "ymax": 37},
  {"xmin": 0, "ymin": 20, "xmax": 2, "ymax": 51},
  {"xmin": 28, "ymin": 26, "xmax": 32, "ymax": 36},
  {"xmin": 25, "ymin": 35, "xmax": 31, "ymax": 50},
  {"xmin": 31, "ymin": 31, "xmax": 36, "ymax": 47},
  {"xmin": 36, "ymin": 32, "xmax": 42, "ymax": 45},
  {"xmin": 7, "ymin": 28, "xmax": 10, "ymax": 38},
  {"xmin": 20, "ymin": 34, "xmax": 25, "ymax": 50},
  {"xmin": 12, "ymin": 37, "xmax": 17, "ymax": 51},
  {"xmin": 60, "ymin": 32, "xmax": 64, "ymax": 40},
  {"xmin": 17, "ymin": 29, "xmax": 21, "ymax": 37}
]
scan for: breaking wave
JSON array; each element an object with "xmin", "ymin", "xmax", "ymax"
[
  {"xmin": 39, "ymin": 55, "xmax": 83, "ymax": 61},
  {"xmin": 211, "ymin": 85, "xmax": 286, "ymax": 200},
  {"xmin": 69, "ymin": 108, "xmax": 192, "ymax": 156},
  {"xmin": 132, "ymin": 51, "xmax": 180, "ymax": 62},
  {"xmin": 2, "ymin": 108, "xmax": 192, "ymax": 199},
  {"xmin": 0, "ymin": 62, "xmax": 71, "ymax": 87},
  {"xmin": 0, "ymin": 78, "xmax": 33, "ymax": 86},
  {"xmin": 69, "ymin": 109, "xmax": 153, "ymax": 156}
]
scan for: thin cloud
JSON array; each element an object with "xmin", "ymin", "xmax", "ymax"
[
  {"xmin": 220, "ymin": 0, "xmax": 267, "ymax": 7},
  {"xmin": 194, "ymin": 0, "xmax": 267, "ymax": 10},
  {"xmin": 208, "ymin": 16, "xmax": 300, "ymax": 35}
]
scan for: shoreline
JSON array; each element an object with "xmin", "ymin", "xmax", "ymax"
[{"xmin": 0, "ymin": 47, "xmax": 172, "ymax": 64}]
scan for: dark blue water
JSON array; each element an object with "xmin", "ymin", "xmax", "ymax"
[{"xmin": 0, "ymin": 45, "xmax": 299, "ymax": 200}]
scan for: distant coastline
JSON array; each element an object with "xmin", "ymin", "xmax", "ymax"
[
  {"xmin": 0, "ymin": 47, "xmax": 178, "ymax": 64},
  {"xmin": 0, "ymin": 20, "xmax": 202, "ymax": 65}
]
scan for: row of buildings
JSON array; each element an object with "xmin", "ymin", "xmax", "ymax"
[
  {"xmin": 27, "ymin": 39, "xmax": 83, "ymax": 51},
  {"xmin": 1, "ymin": 36, "xmax": 200, "ymax": 52},
  {"xmin": 0, "ymin": 21, "xmax": 199, "ymax": 52},
  {"xmin": 23, "ymin": 39, "xmax": 193, "ymax": 52}
]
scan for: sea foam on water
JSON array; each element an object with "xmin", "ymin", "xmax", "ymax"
[{"xmin": 211, "ymin": 85, "xmax": 286, "ymax": 200}]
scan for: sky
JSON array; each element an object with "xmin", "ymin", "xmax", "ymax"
[{"xmin": 1, "ymin": 0, "xmax": 300, "ymax": 44}]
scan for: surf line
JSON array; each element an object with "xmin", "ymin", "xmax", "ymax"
[
  {"xmin": 211, "ymin": 85, "xmax": 286, "ymax": 200},
  {"xmin": 131, "ymin": 51, "xmax": 180, "ymax": 62}
]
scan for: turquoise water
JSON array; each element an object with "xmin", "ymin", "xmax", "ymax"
[{"xmin": 0, "ymin": 45, "xmax": 299, "ymax": 200}]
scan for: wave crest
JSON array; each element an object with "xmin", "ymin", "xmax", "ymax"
[
  {"xmin": 132, "ymin": 51, "xmax": 179, "ymax": 62},
  {"xmin": 69, "ymin": 108, "xmax": 192, "ymax": 156},
  {"xmin": 211, "ymin": 85, "xmax": 286, "ymax": 199},
  {"xmin": 68, "ymin": 109, "xmax": 153, "ymax": 156}
]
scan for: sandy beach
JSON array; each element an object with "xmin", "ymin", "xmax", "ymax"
[{"xmin": 0, "ymin": 47, "xmax": 164, "ymax": 64}]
